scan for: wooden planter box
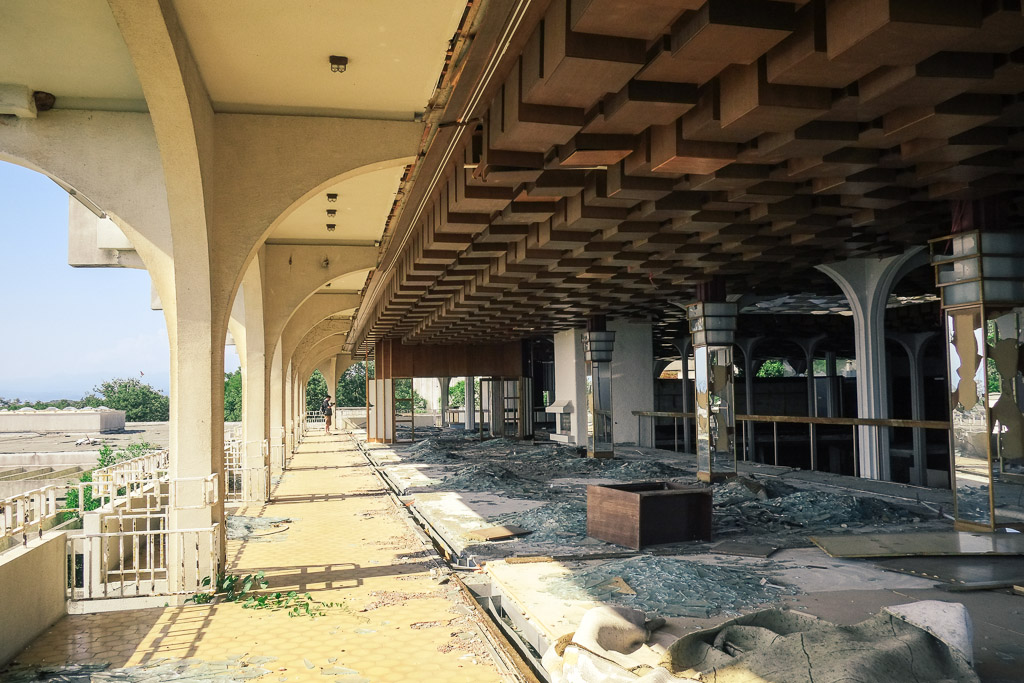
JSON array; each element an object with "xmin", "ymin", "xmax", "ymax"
[{"xmin": 586, "ymin": 482, "xmax": 712, "ymax": 550}]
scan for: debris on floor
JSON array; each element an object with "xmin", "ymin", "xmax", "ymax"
[
  {"xmin": 544, "ymin": 601, "xmax": 979, "ymax": 683},
  {"xmin": 542, "ymin": 555, "xmax": 801, "ymax": 619},
  {"xmin": 0, "ymin": 656, "xmax": 279, "ymax": 682},
  {"xmin": 225, "ymin": 515, "xmax": 293, "ymax": 541}
]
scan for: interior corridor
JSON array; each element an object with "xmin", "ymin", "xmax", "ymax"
[{"xmin": 9, "ymin": 432, "xmax": 503, "ymax": 683}]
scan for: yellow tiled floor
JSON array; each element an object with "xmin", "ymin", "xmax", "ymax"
[{"xmin": 15, "ymin": 433, "xmax": 502, "ymax": 682}]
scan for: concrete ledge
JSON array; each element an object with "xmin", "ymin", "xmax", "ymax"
[
  {"xmin": 0, "ymin": 531, "xmax": 67, "ymax": 666},
  {"xmin": 0, "ymin": 408, "xmax": 126, "ymax": 433}
]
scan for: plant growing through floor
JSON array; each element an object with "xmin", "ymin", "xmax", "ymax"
[{"xmin": 186, "ymin": 570, "xmax": 337, "ymax": 618}]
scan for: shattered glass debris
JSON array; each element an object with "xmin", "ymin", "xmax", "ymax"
[
  {"xmin": 543, "ymin": 555, "xmax": 800, "ymax": 618},
  {"xmin": 387, "ymin": 433, "xmax": 927, "ymax": 548}
]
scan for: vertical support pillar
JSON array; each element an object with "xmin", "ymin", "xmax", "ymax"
[
  {"xmin": 464, "ymin": 376, "xmax": 476, "ymax": 431},
  {"xmin": 583, "ymin": 316, "xmax": 615, "ymax": 458},
  {"xmin": 818, "ymin": 248, "xmax": 926, "ymax": 480},
  {"xmin": 685, "ymin": 301, "xmax": 739, "ymax": 482},
  {"xmin": 735, "ymin": 337, "xmax": 762, "ymax": 463},
  {"xmin": 438, "ymin": 377, "xmax": 451, "ymax": 427},
  {"xmin": 552, "ymin": 330, "xmax": 587, "ymax": 445},
  {"xmin": 609, "ymin": 320, "xmax": 654, "ymax": 446}
]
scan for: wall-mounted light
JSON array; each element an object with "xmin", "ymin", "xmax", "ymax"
[
  {"xmin": 326, "ymin": 224, "xmax": 336, "ymax": 232},
  {"xmin": 329, "ymin": 56, "xmax": 348, "ymax": 73},
  {"xmin": 327, "ymin": 193, "xmax": 338, "ymax": 202},
  {"xmin": 326, "ymin": 209, "xmax": 337, "ymax": 218},
  {"xmin": 322, "ymin": 256, "xmax": 330, "ymax": 268}
]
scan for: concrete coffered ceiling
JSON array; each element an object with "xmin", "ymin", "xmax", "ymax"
[{"xmin": 172, "ymin": 0, "xmax": 468, "ymax": 119}]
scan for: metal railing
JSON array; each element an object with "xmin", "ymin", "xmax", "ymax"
[
  {"xmin": 633, "ymin": 411, "xmax": 950, "ymax": 477},
  {"xmin": 86, "ymin": 449, "xmax": 169, "ymax": 504},
  {"xmin": 67, "ymin": 522, "xmax": 220, "ymax": 600},
  {"xmin": 304, "ymin": 411, "xmax": 326, "ymax": 432},
  {"xmin": 1, "ymin": 485, "xmax": 62, "ymax": 550},
  {"xmin": 224, "ymin": 438, "xmax": 270, "ymax": 502}
]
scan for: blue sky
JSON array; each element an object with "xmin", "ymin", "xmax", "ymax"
[{"xmin": 0, "ymin": 161, "xmax": 238, "ymax": 401}]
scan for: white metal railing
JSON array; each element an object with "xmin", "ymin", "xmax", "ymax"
[
  {"xmin": 67, "ymin": 522, "xmax": 220, "ymax": 600},
  {"xmin": 0, "ymin": 485, "xmax": 62, "ymax": 549},
  {"xmin": 62, "ymin": 447, "xmax": 222, "ymax": 602},
  {"xmin": 304, "ymin": 411, "xmax": 326, "ymax": 432},
  {"xmin": 223, "ymin": 438, "xmax": 270, "ymax": 502}
]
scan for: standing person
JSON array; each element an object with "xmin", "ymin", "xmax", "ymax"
[{"xmin": 321, "ymin": 395, "xmax": 333, "ymax": 434}]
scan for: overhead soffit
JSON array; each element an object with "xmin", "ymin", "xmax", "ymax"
[
  {"xmin": 172, "ymin": 0, "xmax": 468, "ymax": 119},
  {"xmin": 321, "ymin": 269, "xmax": 372, "ymax": 293},
  {"xmin": 270, "ymin": 165, "xmax": 405, "ymax": 243},
  {"xmin": 0, "ymin": 0, "xmax": 145, "ymax": 111}
]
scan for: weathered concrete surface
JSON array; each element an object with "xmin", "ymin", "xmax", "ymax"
[
  {"xmin": 0, "ymin": 409, "xmax": 125, "ymax": 434},
  {"xmin": 0, "ymin": 532, "xmax": 68, "ymax": 667}
]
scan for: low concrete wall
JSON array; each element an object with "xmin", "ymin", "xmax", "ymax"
[
  {"xmin": 0, "ymin": 408, "xmax": 126, "ymax": 433},
  {"xmin": 0, "ymin": 532, "xmax": 67, "ymax": 666}
]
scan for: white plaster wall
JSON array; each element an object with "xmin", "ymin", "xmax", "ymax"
[
  {"xmin": 0, "ymin": 532, "xmax": 67, "ymax": 666},
  {"xmin": 553, "ymin": 329, "xmax": 587, "ymax": 445},
  {"xmin": 609, "ymin": 320, "xmax": 654, "ymax": 446}
]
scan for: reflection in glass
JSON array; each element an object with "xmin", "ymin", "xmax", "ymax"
[
  {"xmin": 587, "ymin": 361, "xmax": 614, "ymax": 457},
  {"xmin": 694, "ymin": 345, "xmax": 737, "ymax": 481}
]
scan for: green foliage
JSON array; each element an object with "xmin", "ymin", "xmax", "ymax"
[
  {"xmin": 63, "ymin": 441, "xmax": 157, "ymax": 520},
  {"xmin": 305, "ymin": 370, "xmax": 329, "ymax": 411},
  {"xmin": 756, "ymin": 359, "xmax": 788, "ymax": 378},
  {"xmin": 93, "ymin": 378, "xmax": 169, "ymax": 421},
  {"xmin": 336, "ymin": 363, "xmax": 367, "ymax": 407},
  {"xmin": 448, "ymin": 379, "xmax": 481, "ymax": 408},
  {"xmin": 224, "ymin": 368, "xmax": 242, "ymax": 422},
  {"xmin": 187, "ymin": 571, "xmax": 336, "ymax": 618},
  {"xmin": 1, "ymin": 395, "xmax": 103, "ymax": 411},
  {"xmin": 394, "ymin": 380, "xmax": 427, "ymax": 413}
]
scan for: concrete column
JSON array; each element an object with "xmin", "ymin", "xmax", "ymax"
[
  {"xmin": 438, "ymin": 377, "xmax": 451, "ymax": 427},
  {"xmin": 891, "ymin": 332, "xmax": 938, "ymax": 487},
  {"xmin": 817, "ymin": 248, "xmax": 927, "ymax": 480},
  {"xmin": 734, "ymin": 337, "xmax": 762, "ymax": 462},
  {"xmin": 553, "ymin": 330, "xmax": 588, "ymax": 446},
  {"xmin": 608, "ymin": 320, "xmax": 654, "ymax": 446},
  {"xmin": 270, "ymin": 344, "xmax": 284, "ymax": 452},
  {"xmin": 464, "ymin": 376, "xmax": 476, "ymax": 431}
]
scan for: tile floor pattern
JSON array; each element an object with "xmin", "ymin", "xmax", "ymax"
[{"xmin": 12, "ymin": 432, "xmax": 503, "ymax": 683}]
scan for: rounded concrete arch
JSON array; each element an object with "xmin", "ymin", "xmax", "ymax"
[{"xmin": 218, "ymin": 152, "xmax": 418, "ymax": 336}]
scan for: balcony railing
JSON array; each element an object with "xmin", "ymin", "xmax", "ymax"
[
  {"xmin": 67, "ymin": 522, "xmax": 220, "ymax": 600},
  {"xmin": 224, "ymin": 438, "xmax": 270, "ymax": 503},
  {"xmin": 0, "ymin": 485, "xmax": 62, "ymax": 550}
]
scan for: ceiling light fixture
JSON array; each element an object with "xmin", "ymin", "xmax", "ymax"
[
  {"xmin": 326, "ymin": 209, "xmax": 337, "ymax": 218},
  {"xmin": 326, "ymin": 224, "xmax": 336, "ymax": 232},
  {"xmin": 322, "ymin": 256, "xmax": 330, "ymax": 268},
  {"xmin": 329, "ymin": 56, "xmax": 349, "ymax": 73},
  {"xmin": 327, "ymin": 193, "xmax": 337, "ymax": 202}
]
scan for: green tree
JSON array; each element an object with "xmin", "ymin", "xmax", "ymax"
[
  {"xmin": 336, "ymin": 363, "xmax": 367, "ymax": 407},
  {"xmin": 394, "ymin": 380, "xmax": 427, "ymax": 413},
  {"xmin": 756, "ymin": 359, "xmax": 787, "ymax": 378},
  {"xmin": 448, "ymin": 378, "xmax": 481, "ymax": 408},
  {"xmin": 224, "ymin": 368, "xmax": 242, "ymax": 421},
  {"xmin": 306, "ymin": 369, "xmax": 329, "ymax": 412},
  {"xmin": 94, "ymin": 378, "xmax": 169, "ymax": 421}
]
